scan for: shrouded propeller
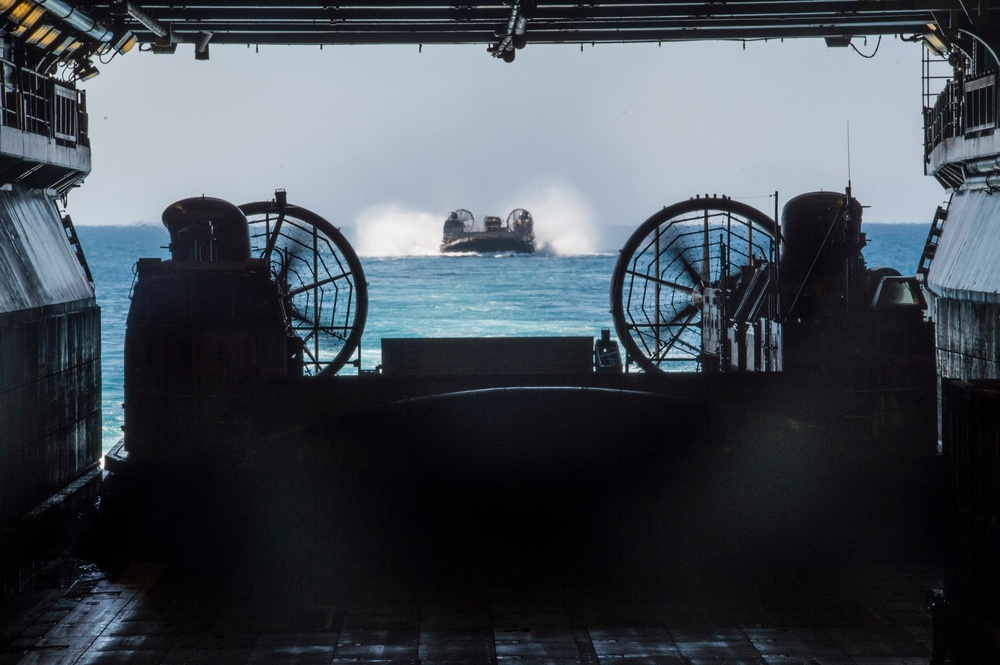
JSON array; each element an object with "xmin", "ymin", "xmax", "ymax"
[
  {"xmin": 240, "ymin": 194, "xmax": 368, "ymax": 376},
  {"xmin": 610, "ymin": 197, "xmax": 777, "ymax": 373},
  {"xmin": 454, "ymin": 208, "xmax": 475, "ymax": 232}
]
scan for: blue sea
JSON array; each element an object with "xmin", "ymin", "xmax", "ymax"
[{"xmin": 76, "ymin": 222, "xmax": 928, "ymax": 454}]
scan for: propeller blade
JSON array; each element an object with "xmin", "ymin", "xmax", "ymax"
[
  {"xmin": 279, "ymin": 223, "xmax": 315, "ymax": 271},
  {"xmin": 624, "ymin": 269, "xmax": 695, "ymax": 295},
  {"xmin": 658, "ymin": 223, "xmax": 704, "ymax": 287},
  {"xmin": 664, "ymin": 302, "xmax": 699, "ymax": 327},
  {"xmin": 287, "ymin": 270, "xmax": 350, "ymax": 298},
  {"xmin": 653, "ymin": 307, "xmax": 701, "ymax": 361},
  {"xmin": 680, "ymin": 253, "xmax": 703, "ymax": 288}
]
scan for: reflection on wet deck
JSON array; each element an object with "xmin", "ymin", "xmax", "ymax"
[{"xmin": 2, "ymin": 557, "xmax": 934, "ymax": 664}]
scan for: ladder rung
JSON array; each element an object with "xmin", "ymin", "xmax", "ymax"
[{"xmin": 916, "ymin": 195, "xmax": 952, "ymax": 278}]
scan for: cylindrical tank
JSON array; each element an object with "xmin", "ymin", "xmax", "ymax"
[
  {"xmin": 780, "ymin": 191, "xmax": 863, "ymax": 266},
  {"xmin": 779, "ymin": 191, "xmax": 866, "ymax": 320},
  {"xmin": 162, "ymin": 196, "xmax": 251, "ymax": 262}
]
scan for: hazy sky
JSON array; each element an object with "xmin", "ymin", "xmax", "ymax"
[{"xmin": 70, "ymin": 36, "xmax": 947, "ymax": 252}]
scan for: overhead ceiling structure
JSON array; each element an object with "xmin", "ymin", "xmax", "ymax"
[
  {"xmin": 97, "ymin": 1, "xmax": 955, "ymax": 55},
  {"xmin": 100, "ymin": 1, "xmax": 950, "ymax": 43},
  {"xmin": 0, "ymin": 0, "xmax": 983, "ymax": 72}
]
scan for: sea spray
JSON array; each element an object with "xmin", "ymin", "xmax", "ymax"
[
  {"xmin": 353, "ymin": 182, "xmax": 601, "ymax": 257},
  {"xmin": 504, "ymin": 182, "xmax": 599, "ymax": 255},
  {"xmin": 352, "ymin": 204, "xmax": 443, "ymax": 256}
]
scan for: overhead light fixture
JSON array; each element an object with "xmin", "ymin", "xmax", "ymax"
[
  {"xmin": 10, "ymin": 2, "xmax": 42, "ymax": 25},
  {"xmin": 25, "ymin": 23, "xmax": 59, "ymax": 48},
  {"xmin": 113, "ymin": 30, "xmax": 137, "ymax": 54},
  {"xmin": 824, "ymin": 36, "xmax": 853, "ymax": 48},
  {"xmin": 151, "ymin": 30, "xmax": 177, "ymax": 54},
  {"xmin": 60, "ymin": 39, "xmax": 82, "ymax": 56},
  {"xmin": 150, "ymin": 40, "xmax": 176, "ymax": 54},
  {"xmin": 10, "ymin": 3, "xmax": 46, "ymax": 34},
  {"xmin": 923, "ymin": 24, "xmax": 949, "ymax": 57},
  {"xmin": 75, "ymin": 59, "xmax": 99, "ymax": 81},
  {"xmin": 52, "ymin": 35, "xmax": 75, "ymax": 56}
]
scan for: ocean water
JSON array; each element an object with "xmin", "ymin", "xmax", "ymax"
[{"xmin": 76, "ymin": 222, "xmax": 928, "ymax": 454}]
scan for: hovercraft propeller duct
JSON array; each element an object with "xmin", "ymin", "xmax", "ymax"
[
  {"xmin": 610, "ymin": 197, "xmax": 778, "ymax": 373},
  {"xmin": 240, "ymin": 192, "xmax": 368, "ymax": 376}
]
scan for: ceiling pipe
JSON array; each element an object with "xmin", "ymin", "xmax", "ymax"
[
  {"xmin": 32, "ymin": 0, "xmax": 113, "ymax": 43},
  {"xmin": 125, "ymin": 0, "xmax": 175, "ymax": 42}
]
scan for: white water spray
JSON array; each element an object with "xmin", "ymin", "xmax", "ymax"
[
  {"xmin": 352, "ymin": 204, "xmax": 443, "ymax": 257},
  {"xmin": 509, "ymin": 183, "xmax": 600, "ymax": 256},
  {"xmin": 351, "ymin": 183, "xmax": 600, "ymax": 257}
]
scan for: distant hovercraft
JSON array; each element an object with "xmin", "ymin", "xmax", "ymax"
[{"xmin": 441, "ymin": 208, "xmax": 535, "ymax": 254}]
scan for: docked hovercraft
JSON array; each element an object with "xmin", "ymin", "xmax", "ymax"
[{"xmin": 441, "ymin": 208, "xmax": 535, "ymax": 253}]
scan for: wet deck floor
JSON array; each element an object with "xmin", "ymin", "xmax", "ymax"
[
  {"xmin": 1, "ymin": 555, "xmax": 936, "ymax": 664},
  {"xmin": 2, "ymin": 382, "xmax": 943, "ymax": 663}
]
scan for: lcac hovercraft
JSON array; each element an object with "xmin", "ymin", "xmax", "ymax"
[
  {"xmin": 609, "ymin": 189, "xmax": 936, "ymax": 454},
  {"xmin": 105, "ymin": 190, "xmax": 367, "ymax": 471}
]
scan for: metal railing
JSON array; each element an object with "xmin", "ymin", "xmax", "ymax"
[
  {"xmin": 925, "ymin": 80, "xmax": 961, "ymax": 154},
  {"xmin": 0, "ymin": 58, "xmax": 88, "ymax": 148},
  {"xmin": 924, "ymin": 56, "xmax": 1000, "ymax": 157},
  {"xmin": 963, "ymin": 72, "xmax": 997, "ymax": 135}
]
